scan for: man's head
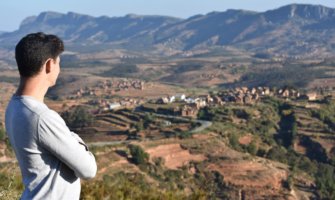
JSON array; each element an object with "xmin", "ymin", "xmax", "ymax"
[{"xmin": 15, "ymin": 32, "xmax": 64, "ymax": 82}]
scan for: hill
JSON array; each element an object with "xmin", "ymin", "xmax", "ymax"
[
  {"xmin": 1, "ymin": 4, "xmax": 335, "ymax": 58},
  {"xmin": 0, "ymin": 11, "xmax": 182, "ymax": 51}
]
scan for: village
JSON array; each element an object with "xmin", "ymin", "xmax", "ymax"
[
  {"xmin": 72, "ymin": 79, "xmax": 146, "ymax": 98},
  {"xmin": 61, "ymin": 77, "xmax": 333, "ymax": 119},
  {"xmin": 63, "ymin": 79, "xmax": 148, "ymax": 113},
  {"xmin": 148, "ymin": 86, "xmax": 324, "ymax": 118}
]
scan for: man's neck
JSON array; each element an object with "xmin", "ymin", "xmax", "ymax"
[{"xmin": 16, "ymin": 77, "xmax": 49, "ymax": 103}]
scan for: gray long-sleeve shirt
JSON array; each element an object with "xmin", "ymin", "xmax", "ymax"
[{"xmin": 5, "ymin": 95, "xmax": 97, "ymax": 200}]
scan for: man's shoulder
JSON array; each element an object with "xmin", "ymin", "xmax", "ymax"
[
  {"xmin": 39, "ymin": 109, "xmax": 62, "ymax": 120},
  {"xmin": 39, "ymin": 108, "xmax": 66, "ymax": 128},
  {"xmin": 8, "ymin": 96, "xmax": 49, "ymax": 116}
]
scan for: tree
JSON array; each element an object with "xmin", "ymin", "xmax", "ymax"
[
  {"xmin": 61, "ymin": 106, "xmax": 94, "ymax": 129},
  {"xmin": 297, "ymin": 157, "xmax": 318, "ymax": 175},
  {"xmin": 128, "ymin": 144, "xmax": 149, "ymax": 165}
]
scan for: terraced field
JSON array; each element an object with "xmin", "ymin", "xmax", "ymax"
[
  {"xmin": 77, "ymin": 109, "xmax": 196, "ymax": 142},
  {"xmin": 293, "ymin": 105, "xmax": 335, "ymax": 158}
]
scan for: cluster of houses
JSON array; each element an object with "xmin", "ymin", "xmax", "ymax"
[
  {"xmin": 218, "ymin": 86, "xmax": 321, "ymax": 103},
  {"xmin": 98, "ymin": 79, "xmax": 145, "ymax": 92},
  {"xmin": 70, "ymin": 82, "xmax": 326, "ymax": 118},
  {"xmin": 88, "ymin": 98, "xmax": 144, "ymax": 112},
  {"xmin": 153, "ymin": 86, "xmax": 323, "ymax": 118},
  {"xmin": 155, "ymin": 94, "xmax": 215, "ymax": 117},
  {"xmin": 74, "ymin": 87, "xmax": 97, "ymax": 98},
  {"xmin": 71, "ymin": 79, "xmax": 145, "ymax": 99},
  {"xmin": 181, "ymin": 105, "xmax": 199, "ymax": 117},
  {"xmin": 156, "ymin": 94, "xmax": 186, "ymax": 104},
  {"xmin": 218, "ymin": 87, "xmax": 304, "ymax": 104}
]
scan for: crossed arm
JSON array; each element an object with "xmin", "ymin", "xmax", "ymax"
[{"xmin": 37, "ymin": 110, "xmax": 97, "ymax": 179}]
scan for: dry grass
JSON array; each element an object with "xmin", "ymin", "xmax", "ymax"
[{"xmin": 146, "ymin": 143, "xmax": 206, "ymax": 169}]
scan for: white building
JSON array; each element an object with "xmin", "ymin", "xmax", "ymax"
[
  {"xmin": 109, "ymin": 103, "xmax": 121, "ymax": 110},
  {"xmin": 175, "ymin": 94, "xmax": 186, "ymax": 101}
]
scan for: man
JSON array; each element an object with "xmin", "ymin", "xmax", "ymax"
[{"xmin": 5, "ymin": 32, "xmax": 97, "ymax": 199}]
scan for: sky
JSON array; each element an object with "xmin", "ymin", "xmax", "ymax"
[{"xmin": 1, "ymin": 0, "xmax": 335, "ymax": 32}]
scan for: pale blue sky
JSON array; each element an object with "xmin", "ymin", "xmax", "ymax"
[{"xmin": 1, "ymin": 0, "xmax": 335, "ymax": 31}]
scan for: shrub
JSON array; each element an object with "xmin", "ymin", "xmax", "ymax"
[
  {"xmin": 177, "ymin": 131, "xmax": 193, "ymax": 139},
  {"xmin": 247, "ymin": 141, "xmax": 258, "ymax": 156},
  {"xmin": 134, "ymin": 121, "xmax": 144, "ymax": 132},
  {"xmin": 232, "ymin": 108, "xmax": 251, "ymax": 120},
  {"xmin": 229, "ymin": 133, "xmax": 240, "ymax": 150},
  {"xmin": 266, "ymin": 146, "xmax": 287, "ymax": 164},
  {"xmin": 80, "ymin": 172, "xmax": 193, "ymax": 199},
  {"xmin": 128, "ymin": 144, "xmax": 149, "ymax": 165},
  {"xmin": 61, "ymin": 106, "xmax": 94, "ymax": 129},
  {"xmin": 315, "ymin": 164, "xmax": 335, "ymax": 199}
]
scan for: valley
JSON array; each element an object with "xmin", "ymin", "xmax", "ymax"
[{"xmin": 1, "ymin": 3, "xmax": 335, "ymax": 199}]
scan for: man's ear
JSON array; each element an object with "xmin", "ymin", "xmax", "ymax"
[{"xmin": 45, "ymin": 58, "xmax": 52, "ymax": 74}]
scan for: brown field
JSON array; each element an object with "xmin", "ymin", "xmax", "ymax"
[
  {"xmin": 207, "ymin": 159, "xmax": 287, "ymax": 190},
  {"xmin": 146, "ymin": 143, "xmax": 206, "ymax": 169},
  {"xmin": 238, "ymin": 134, "xmax": 253, "ymax": 145}
]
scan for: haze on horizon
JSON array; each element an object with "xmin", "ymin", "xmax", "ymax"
[{"xmin": 1, "ymin": 0, "xmax": 335, "ymax": 32}]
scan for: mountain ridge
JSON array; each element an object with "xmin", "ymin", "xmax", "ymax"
[{"xmin": 1, "ymin": 4, "xmax": 335, "ymax": 57}]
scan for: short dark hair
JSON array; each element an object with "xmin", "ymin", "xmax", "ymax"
[{"xmin": 15, "ymin": 32, "xmax": 64, "ymax": 78}]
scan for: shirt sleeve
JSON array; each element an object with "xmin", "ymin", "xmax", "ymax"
[
  {"xmin": 70, "ymin": 131, "xmax": 89, "ymax": 151},
  {"xmin": 37, "ymin": 110, "xmax": 97, "ymax": 179}
]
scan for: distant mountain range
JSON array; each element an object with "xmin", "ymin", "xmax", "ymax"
[{"xmin": 1, "ymin": 4, "xmax": 335, "ymax": 57}]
